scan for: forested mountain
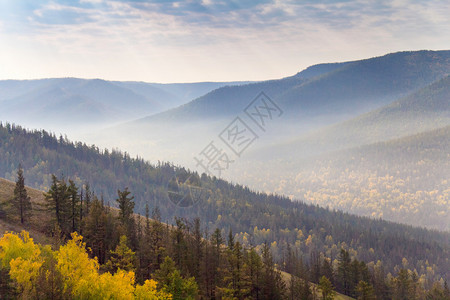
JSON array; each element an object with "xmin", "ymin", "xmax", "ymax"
[
  {"xmin": 132, "ymin": 50, "xmax": 449, "ymax": 123},
  {"xmin": 0, "ymin": 122, "xmax": 449, "ymax": 291},
  {"xmin": 0, "ymin": 176, "xmax": 290, "ymax": 299},
  {"xmin": 231, "ymin": 76, "xmax": 450, "ymax": 230},
  {"xmin": 237, "ymin": 125, "xmax": 450, "ymax": 230},
  {"xmin": 265, "ymin": 75, "xmax": 450, "ymax": 159},
  {"xmin": 92, "ymin": 50, "xmax": 450, "ymax": 182},
  {"xmin": 84, "ymin": 51, "xmax": 450, "ymax": 233}
]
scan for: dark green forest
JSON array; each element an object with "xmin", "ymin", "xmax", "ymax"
[{"xmin": 1, "ymin": 122, "xmax": 450, "ymax": 299}]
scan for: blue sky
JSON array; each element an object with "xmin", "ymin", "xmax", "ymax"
[{"xmin": 0, "ymin": 0, "xmax": 448, "ymax": 82}]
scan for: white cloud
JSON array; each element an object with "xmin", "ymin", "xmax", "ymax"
[{"xmin": 0, "ymin": 0, "xmax": 448, "ymax": 82}]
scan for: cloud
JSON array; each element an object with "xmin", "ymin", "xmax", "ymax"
[{"xmin": 0, "ymin": 0, "xmax": 448, "ymax": 82}]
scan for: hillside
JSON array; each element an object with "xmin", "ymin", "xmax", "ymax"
[
  {"xmin": 267, "ymin": 75, "xmax": 450, "ymax": 159},
  {"xmin": 0, "ymin": 78, "xmax": 248, "ymax": 137},
  {"xmin": 133, "ymin": 50, "xmax": 449, "ymax": 122},
  {"xmin": 1, "ymin": 175, "xmax": 362, "ymax": 299},
  {"xmin": 0, "ymin": 122, "xmax": 449, "ymax": 288},
  {"xmin": 90, "ymin": 50, "xmax": 450, "ymax": 175},
  {"xmin": 0, "ymin": 178, "xmax": 50, "ymax": 245},
  {"xmin": 236, "ymin": 125, "xmax": 450, "ymax": 230}
]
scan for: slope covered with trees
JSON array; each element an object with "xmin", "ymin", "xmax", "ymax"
[
  {"xmin": 268, "ymin": 74, "xmax": 450, "ymax": 159},
  {"xmin": 0, "ymin": 175, "xmax": 292, "ymax": 299},
  {"xmin": 0, "ymin": 122, "xmax": 449, "ymax": 290},
  {"xmin": 1, "ymin": 174, "xmax": 449, "ymax": 299},
  {"xmin": 134, "ymin": 50, "xmax": 449, "ymax": 122},
  {"xmin": 241, "ymin": 125, "xmax": 450, "ymax": 230}
]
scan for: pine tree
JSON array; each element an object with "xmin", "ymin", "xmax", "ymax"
[
  {"xmin": 68, "ymin": 180, "xmax": 80, "ymax": 233},
  {"xmin": 12, "ymin": 165, "xmax": 32, "ymax": 224},
  {"xmin": 261, "ymin": 242, "xmax": 285, "ymax": 300},
  {"xmin": 44, "ymin": 175, "xmax": 71, "ymax": 236},
  {"xmin": 247, "ymin": 248, "xmax": 262, "ymax": 300},
  {"xmin": 171, "ymin": 218, "xmax": 187, "ymax": 272},
  {"xmin": 192, "ymin": 218, "xmax": 203, "ymax": 281},
  {"xmin": 318, "ymin": 276, "xmax": 336, "ymax": 300},
  {"xmin": 105, "ymin": 235, "xmax": 136, "ymax": 273},
  {"xmin": 79, "ymin": 187, "xmax": 84, "ymax": 235},
  {"xmin": 372, "ymin": 260, "xmax": 390, "ymax": 300},
  {"xmin": 84, "ymin": 182, "xmax": 92, "ymax": 217},
  {"xmin": 138, "ymin": 204, "xmax": 153, "ymax": 281},
  {"xmin": 150, "ymin": 209, "xmax": 166, "ymax": 271},
  {"xmin": 321, "ymin": 256, "xmax": 334, "ymax": 286},
  {"xmin": 356, "ymin": 280, "xmax": 376, "ymax": 300},
  {"xmin": 222, "ymin": 241, "xmax": 247, "ymax": 299},
  {"xmin": 210, "ymin": 228, "xmax": 223, "ymax": 299},
  {"xmin": 116, "ymin": 187, "xmax": 134, "ymax": 224},
  {"xmin": 392, "ymin": 268, "xmax": 414, "ymax": 300},
  {"xmin": 116, "ymin": 187, "xmax": 137, "ymax": 249},
  {"xmin": 84, "ymin": 197, "xmax": 108, "ymax": 264},
  {"xmin": 337, "ymin": 248, "xmax": 352, "ymax": 295},
  {"xmin": 153, "ymin": 256, "xmax": 198, "ymax": 300}
]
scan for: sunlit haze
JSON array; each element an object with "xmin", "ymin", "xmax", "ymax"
[{"xmin": 0, "ymin": 0, "xmax": 449, "ymax": 82}]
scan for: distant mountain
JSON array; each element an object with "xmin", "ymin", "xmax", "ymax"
[
  {"xmin": 134, "ymin": 50, "xmax": 449, "ymax": 124},
  {"xmin": 260, "ymin": 74, "xmax": 450, "ymax": 160},
  {"xmin": 231, "ymin": 76, "xmax": 450, "ymax": 229},
  {"xmin": 97, "ymin": 50, "xmax": 449, "ymax": 168},
  {"xmin": 291, "ymin": 61, "xmax": 351, "ymax": 79},
  {"xmin": 0, "ymin": 78, "xmax": 249, "ymax": 135}
]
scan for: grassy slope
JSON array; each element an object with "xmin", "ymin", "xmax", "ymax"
[{"xmin": 0, "ymin": 177, "xmax": 50, "ymax": 244}]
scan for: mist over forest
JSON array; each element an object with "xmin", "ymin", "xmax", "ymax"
[{"xmin": 0, "ymin": 2, "xmax": 449, "ymax": 297}]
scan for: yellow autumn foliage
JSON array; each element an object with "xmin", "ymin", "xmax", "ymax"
[{"xmin": 0, "ymin": 231, "xmax": 172, "ymax": 300}]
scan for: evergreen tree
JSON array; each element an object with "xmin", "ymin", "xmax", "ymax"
[
  {"xmin": 153, "ymin": 256, "xmax": 198, "ymax": 300},
  {"xmin": 12, "ymin": 165, "xmax": 32, "ymax": 224},
  {"xmin": 83, "ymin": 197, "xmax": 108, "ymax": 264},
  {"xmin": 318, "ymin": 276, "xmax": 336, "ymax": 300},
  {"xmin": 221, "ymin": 240, "xmax": 248, "ymax": 299},
  {"xmin": 392, "ymin": 268, "xmax": 414, "ymax": 300},
  {"xmin": 321, "ymin": 256, "xmax": 334, "ymax": 286},
  {"xmin": 210, "ymin": 228, "xmax": 223, "ymax": 299},
  {"xmin": 105, "ymin": 235, "xmax": 136, "ymax": 273},
  {"xmin": 83, "ymin": 182, "xmax": 92, "ymax": 217},
  {"xmin": 310, "ymin": 250, "xmax": 321, "ymax": 283},
  {"xmin": 171, "ymin": 218, "xmax": 187, "ymax": 274},
  {"xmin": 68, "ymin": 179, "xmax": 80, "ymax": 233},
  {"xmin": 44, "ymin": 175, "xmax": 71, "ymax": 236},
  {"xmin": 116, "ymin": 188, "xmax": 134, "ymax": 224},
  {"xmin": 116, "ymin": 187, "xmax": 137, "ymax": 249},
  {"xmin": 337, "ymin": 249, "xmax": 352, "ymax": 295},
  {"xmin": 192, "ymin": 217, "xmax": 203, "ymax": 281},
  {"xmin": 372, "ymin": 261, "xmax": 390, "ymax": 300},
  {"xmin": 247, "ymin": 248, "xmax": 263, "ymax": 300},
  {"xmin": 356, "ymin": 280, "xmax": 376, "ymax": 300},
  {"xmin": 138, "ymin": 203, "xmax": 153, "ymax": 281},
  {"xmin": 150, "ymin": 215, "xmax": 166, "ymax": 271},
  {"xmin": 261, "ymin": 242, "xmax": 285, "ymax": 300}
]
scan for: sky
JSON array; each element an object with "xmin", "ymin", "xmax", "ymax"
[{"xmin": 0, "ymin": 0, "xmax": 449, "ymax": 83}]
